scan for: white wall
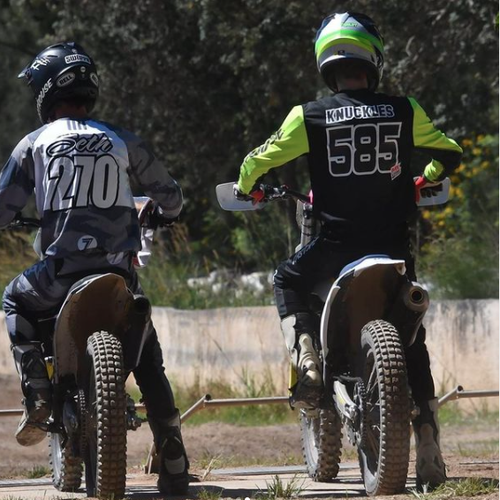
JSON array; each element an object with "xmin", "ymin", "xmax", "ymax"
[
  {"xmin": 424, "ymin": 300, "xmax": 499, "ymax": 396},
  {"xmin": 0, "ymin": 301, "xmax": 497, "ymax": 405}
]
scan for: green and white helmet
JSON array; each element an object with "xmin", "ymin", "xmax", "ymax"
[{"xmin": 315, "ymin": 12, "xmax": 384, "ymax": 92}]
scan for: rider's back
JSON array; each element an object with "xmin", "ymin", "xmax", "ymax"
[
  {"xmin": 303, "ymin": 89, "xmax": 414, "ymax": 240},
  {"xmin": 300, "ymin": 87, "xmax": 461, "ymax": 246},
  {"xmin": 1, "ymin": 118, "xmax": 181, "ymax": 258}
]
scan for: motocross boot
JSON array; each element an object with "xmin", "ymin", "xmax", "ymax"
[
  {"xmin": 413, "ymin": 398, "xmax": 446, "ymax": 491},
  {"xmin": 281, "ymin": 313, "xmax": 323, "ymax": 410},
  {"xmin": 148, "ymin": 410, "xmax": 190, "ymax": 495},
  {"xmin": 12, "ymin": 343, "xmax": 52, "ymax": 446}
]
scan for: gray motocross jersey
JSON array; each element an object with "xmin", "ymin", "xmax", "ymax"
[{"xmin": 0, "ymin": 118, "xmax": 183, "ymax": 258}]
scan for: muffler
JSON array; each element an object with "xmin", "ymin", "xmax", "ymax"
[
  {"xmin": 403, "ymin": 283, "xmax": 429, "ymax": 312},
  {"xmin": 131, "ymin": 294, "xmax": 152, "ymax": 320},
  {"xmin": 388, "ymin": 282, "xmax": 429, "ymax": 347}
]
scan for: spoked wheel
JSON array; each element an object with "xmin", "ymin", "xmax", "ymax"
[
  {"xmin": 84, "ymin": 331, "xmax": 127, "ymax": 499},
  {"xmin": 300, "ymin": 409, "xmax": 342, "ymax": 482},
  {"xmin": 357, "ymin": 320, "xmax": 411, "ymax": 496},
  {"xmin": 49, "ymin": 431, "xmax": 83, "ymax": 491}
]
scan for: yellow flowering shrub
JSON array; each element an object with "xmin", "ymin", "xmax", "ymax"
[{"xmin": 417, "ymin": 134, "xmax": 498, "ymax": 298}]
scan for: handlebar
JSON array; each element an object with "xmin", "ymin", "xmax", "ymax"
[
  {"xmin": 258, "ymin": 184, "xmax": 348, "ymax": 225},
  {"xmin": 6, "ymin": 216, "xmax": 40, "ymax": 229},
  {"xmin": 5, "ymin": 196, "xmax": 160, "ymax": 231},
  {"xmin": 258, "ymin": 184, "xmax": 311, "ymax": 204}
]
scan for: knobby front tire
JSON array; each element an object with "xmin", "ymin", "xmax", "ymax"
[
  {"xmin": 300, "ymin": 408, "xmax": 343, "ymax": 482},
  {"xmin": 49, "ymin": 431, "xmax": 83, "ymax": 491}
]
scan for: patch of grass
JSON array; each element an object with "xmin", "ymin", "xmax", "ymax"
[
  {"xmin": 168, "ymin": 371, "xmax": 295, "ymax": 427},
  {"xmin": 138, "ymin": 237, "xmax": 273, "ymax": 309},
  {"xmin": 196, "ymin": 487, "xmax": 223, "ymax": 500},
  {"xmin": 456, "ymin": 438, "xmax": 499, "ymax": 458},
  {"xmin": 128, "ymin": 365, "xmax": 293, "ymax": 427},
  {"xmin": 438, "ymin": 400, "xmax": 499, "ymax": 428},
  {"xmin": 0, "ymin": 230, "xmax": 38, "ymax": 293},
  {"xmin": 196, "ymin": 452, "xmax": 223, "ymax": 472},
  {"xmin": 128, "ymin": 370, "xmax": 295, "ymax": 427},
  {"xmin": 126, "ymin": 386, "xmax": 143, "ymax": 404},
  {"xmin": 256, "ymin": 474, "xmax": 305, "ymax": 500},
  {"xmin": 410, "ymin": 477, "xmax": 499, "ymax": 498},
  {"xmin": 0, "ymin": 225, "xmax": 273, "ymax": 310},
  {"xmin": 24, "ymin": 465, "xmax": 51, "ymax": 479}
]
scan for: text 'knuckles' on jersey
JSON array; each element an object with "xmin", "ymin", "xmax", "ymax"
[{"xmin": 326, "ymin": 104, "xmax": 395, "ymax": 124}]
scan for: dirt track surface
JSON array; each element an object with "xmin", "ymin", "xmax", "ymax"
[{"xmin": 0, "ymin": 375, "xmax": 497, "ymax": 499}]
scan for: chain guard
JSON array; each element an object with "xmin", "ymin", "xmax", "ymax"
[
  {"xmin": 335, "ymin": 375, "xmax": 367, "ymax": 447},
  {"xmin": 352, "ymin": 380, "xmax": 367, "ymax": 447}
]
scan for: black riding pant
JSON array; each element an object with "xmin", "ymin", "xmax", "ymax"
[
  {"xmin": 273, "ymin": 234, "xmax": 435, "ymax": 405},
  {"xmin": 2, "ymin": 253, "xmax": 176, "ymax": 420}
]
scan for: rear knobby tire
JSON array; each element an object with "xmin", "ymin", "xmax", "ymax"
[
  {"xmin": 358, "ymin": 320, "xmax": 411, "ymax": 496},
  {"xmin": 84, "ymin": 331, "xmax": 127, "ymax": 499},
  {"xmin": 49, "ymin": 432, "xmax": 83, "ymax": 491},
  {"xmin": 300, "ymin": 409, "xmax": 342, "ymax": 482}
]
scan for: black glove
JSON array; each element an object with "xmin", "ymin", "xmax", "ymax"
[
  {"xmin": 148, "ymin": 203, "xmax": 178, "ymax": 229},
  {"xmin": 233, "ymin": 184, "xmax": 252, "ymax": 201}
]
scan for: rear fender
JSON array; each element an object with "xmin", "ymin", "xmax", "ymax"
[
  {"xmin": 320, "ymin": 258, "xmax": 406, "ymax": 379},
  {"xmin": 53, "ymin": 273, "xmax": 134, "ymax": 385}
]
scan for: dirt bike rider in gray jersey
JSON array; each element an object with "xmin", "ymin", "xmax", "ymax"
[
  {"xmin": 0, "ymin": 42, "xmax": 189, "ymax": 495},
  {"xmin": 234, "ymin": 13, "xmax": 463, "ymax": 491}
]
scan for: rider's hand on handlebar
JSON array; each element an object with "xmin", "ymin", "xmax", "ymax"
[
  {"xmin": 147, "ymin": 203, "xmax": 178, "ymax": 229},
  {"xmin": 414, "ymin": 175, "xmax": 441, "ymax": 203},
  {"xmin": 233, "ymin": 184, "xmax": 266, "ymax": 205}
]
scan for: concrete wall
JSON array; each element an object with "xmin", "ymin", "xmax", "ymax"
[
  {"xmin": 0, "ymin": 300, "xmax": 497, "ymax": 404},
  {"xmin": 424, "ymin": 300, "xmax": 499, "ymax": 396}
]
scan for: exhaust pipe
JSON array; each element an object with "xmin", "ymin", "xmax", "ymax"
[
  {"xmin": 388, "ymin": 282, "xmax": 429, "ymax": 347},
  {"xmin": 132, "ymin": 294, "xmax": 152, "ymax": 320},
  {"xmin": 403, "ymin": 283, "xmax": 429, "ymax": 313}
]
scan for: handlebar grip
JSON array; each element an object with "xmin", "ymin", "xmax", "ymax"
[{"xmin": 6, "ymin": 217, "xmax": 41, "ymax": 229}]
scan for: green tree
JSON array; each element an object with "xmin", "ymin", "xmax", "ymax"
[
  {"xmin": 0, "ymin": 0, "xmax": 498, "ymax": 301},
  {"xmin": 0, "ymin": 0, "xmax": 58, "ymax": 160}
]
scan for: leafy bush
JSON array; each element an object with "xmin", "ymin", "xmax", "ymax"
[{"xmin": 417, "ymin": 134, "xmax": 499, "ymax": 298}]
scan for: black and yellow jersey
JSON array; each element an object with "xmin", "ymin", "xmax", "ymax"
[{"xmin": 237, "ymin": 89, "xmax": 462, "ymax": 243}]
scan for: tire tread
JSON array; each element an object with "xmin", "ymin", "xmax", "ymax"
[
  {"xmin": 86, "ymin": 331, "xmax": 127, "ymax": 499},
  {"xmin": 360, "ymin": 319, "xmax": 411, "ymax": 496},
  {"xmin": 301, "ymin": 409, "xmax": 343, "ymax": 482}
]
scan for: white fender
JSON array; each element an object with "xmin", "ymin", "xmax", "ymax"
[{"xmin": 320, "ymin": 257, "xmax": 406, "ymax": 370}]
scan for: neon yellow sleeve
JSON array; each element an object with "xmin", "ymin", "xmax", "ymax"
[
  {"xmin": 409, "ymin": 97, "xmax": 463, "ymax": 182},
  {"xmin": 237, "ymin": 105, "xmax": 309, "ymax": 194}
]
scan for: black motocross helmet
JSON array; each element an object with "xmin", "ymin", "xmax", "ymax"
[{"xmin": 18, "ymin": 42, "xmax": 99, "ymax": 124}]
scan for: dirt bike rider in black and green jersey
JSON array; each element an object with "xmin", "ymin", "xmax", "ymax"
[
  {"xmin": 234, "ymin": 12, "xmax": 463, "ymax": 491},
  {"xmin": 0, "ymin": 42, "xmax": 189, "ymax": 495}
]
